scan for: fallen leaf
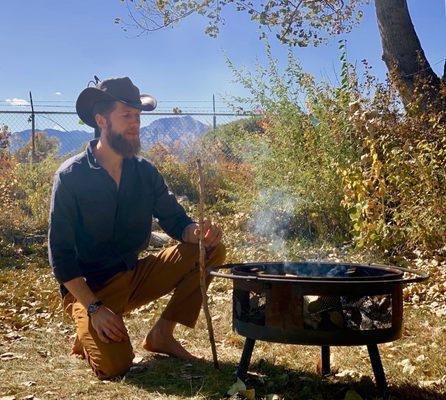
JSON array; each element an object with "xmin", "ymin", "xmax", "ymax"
[
  {"xmin": 21, "ymin": 381, "xmax": 36, "ymax": 387},
  {"xmin": 3, "ymin": 332, "xmax": 22, "ymax": 341},
  {"xmin": 265, "ymin": 395, "xmax": 281, "ymax": 400},
  {"xmin": 344, "ymin": 389, "xmax": 363, "ymax": 400},
  {"xmin": 419, "ymin": 376, "xmax": 446, "ymax": 387},
  {"xmin": 335, "ymin": 370, "xmax": 359, "ymax": 378},
  {"xmin": 133, "ymin": 355, "xmax": 144, "ymax": 364},
  {"xmin": 227, "ymin": 378, "xmax": 246, "ymax": 396},
  {"xmin": 239, "ymin": 388, "xmax": 255, "ymax": 400},
  {"xmin": 0, "ymin": 352, "xmax": 20, "ymax": 361},
  {"xmin": 0, "ymin": 396, "xmax": 16, "ymax": 400},
  {"xmin": 399, "ymin": 359, "xmax": 416, "ymax": 375}
]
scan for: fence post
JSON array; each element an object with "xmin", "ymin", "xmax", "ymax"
[
  {"xmin": 212, "ymin": 94, "xmax": 216, "ymax": 133},
  {"xmin": 29, "ymin": 91, "xmax": 36, "ymax": 162}
]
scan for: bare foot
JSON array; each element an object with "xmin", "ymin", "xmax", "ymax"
[
  {"xmin": 70, "ymin": 336, "xmax": 85, "ymax": 359},
  {"xmin": 142, "ymin": 330, "xmax": 197, "ymax": 361}
]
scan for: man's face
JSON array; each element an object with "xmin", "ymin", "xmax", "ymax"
[{"xmin": 103, "ymin": 102, "xmax": 142, "ymax": 158}]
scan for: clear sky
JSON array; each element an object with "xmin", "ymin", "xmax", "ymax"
[{"xmin": 0, "ymin": 0, "xmax": 444, "ymax": 112}]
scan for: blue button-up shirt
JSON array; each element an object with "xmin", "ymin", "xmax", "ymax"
[{"xmin": 48, "ymin": 139, "xmax": 194, "ymax": 296}]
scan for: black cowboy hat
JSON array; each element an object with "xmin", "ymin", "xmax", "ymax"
[{"xmin": 76, "ymin": 76, "xmax": 157, "ymax": 128}]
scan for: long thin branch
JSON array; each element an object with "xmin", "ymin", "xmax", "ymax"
[
  {"xmin": 196, "ymin": 159, "xmax": 219, "ymax": 369},
  {"xmin": 125, "ymin": 0, "xmax": 198, "ymax": 32}
]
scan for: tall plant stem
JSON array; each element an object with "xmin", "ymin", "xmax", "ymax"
[{"xmin": 196, "ymin": 158, "xmax": 219, "ymax": 369}]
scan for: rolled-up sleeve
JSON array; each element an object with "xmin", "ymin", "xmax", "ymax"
[
  {"xmin": 151, "ymin": 167, "xmax": 194, "ymax": 241},
  {"xmin": 48, "ymin": 173, "xmax": 83, "ymax": 284}
]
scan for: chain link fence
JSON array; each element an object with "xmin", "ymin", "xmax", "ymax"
[{"xmin": 0, "ymin": 109, "xmax": 256, "ymax": 160}]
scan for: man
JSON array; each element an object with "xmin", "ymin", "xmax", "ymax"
[{"xmin": 48, "ymin": 77, "xmax": 226, "ymax": 380}]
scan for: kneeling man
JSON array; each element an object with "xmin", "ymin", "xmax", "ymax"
[{"xmin": 48, "ymin": 77, "xmax": 226, "ymax": 380}]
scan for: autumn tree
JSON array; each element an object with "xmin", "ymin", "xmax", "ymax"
[{"xmin": 120, "ymin": 0, "xmax": 445, "ymax": 108}]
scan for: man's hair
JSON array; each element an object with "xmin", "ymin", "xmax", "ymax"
[{"xmin": 92, "ymin": 101, "xmax": 117, "ymax": 138}]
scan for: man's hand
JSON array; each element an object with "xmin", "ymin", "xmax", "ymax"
[
  {"xmin": 182, "ymin": 219, "xmax": 223, "ymax": 250},
  {"xmin": 90, "ymin": 306, "xmax": 129, "ymax": 343}
]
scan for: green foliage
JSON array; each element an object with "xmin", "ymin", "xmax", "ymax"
[
  {"xmin": 0, "ymin": 150, "xmax": 60, "ymax": 248},
  {"xmin": 340, "ymin": 89, "xmax": 446, "ymax": 255},
  {"xmin": 222, "ymin": 44, "xmax": 360, "ymax": 242}
]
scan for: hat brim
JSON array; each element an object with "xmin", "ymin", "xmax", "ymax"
[{"xmin": 76, "ymin": 87, "xmax": 157, "ymax": 128}]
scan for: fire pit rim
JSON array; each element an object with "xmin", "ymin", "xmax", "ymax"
[{"xmin": 209, "ymin": 261, "xmax": 429, "ymax": 286}]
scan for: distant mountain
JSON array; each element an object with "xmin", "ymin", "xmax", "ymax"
[
  {"xmin": 140, "ymin": 115, "xmax": 209, "ymax": 147},
  {"xmin": 9, "ymin": 116, "xmax": 210, "ymax": 156},
  {"xmin": 9, "ymin": 129, "xmax": 91, "ymax": 156}
]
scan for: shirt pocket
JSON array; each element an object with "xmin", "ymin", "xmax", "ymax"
[{"xmin": 78, "ymin": 199, "xmax": 114, "ymax": 243}]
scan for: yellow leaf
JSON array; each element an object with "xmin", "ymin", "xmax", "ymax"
[{"xmin": 239, "ymin": 388, "xmax": 256, "ymax": 400}]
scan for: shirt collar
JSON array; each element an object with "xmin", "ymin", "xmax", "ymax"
[{"xmin": 86, "ymin": 139, "xmax": 102, "ymax": 170}]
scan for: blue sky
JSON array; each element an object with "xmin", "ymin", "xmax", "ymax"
[{"xmin": 0, "ymin": 0, "xmax": 444, "ymax": 112}]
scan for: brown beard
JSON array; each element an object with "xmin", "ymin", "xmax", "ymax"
[{"xmin": 104, "ymin": 119, "xmax": 141, "ymax": 158}]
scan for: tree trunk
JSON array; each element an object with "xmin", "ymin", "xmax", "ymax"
[{"xmin": 375, "ymin": 0, "xmax": 441, "ymax": 108}]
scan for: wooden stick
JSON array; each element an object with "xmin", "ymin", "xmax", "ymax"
[{"xmin": 196, "ymin": 158, "xmax": 219, "ymax": 369}]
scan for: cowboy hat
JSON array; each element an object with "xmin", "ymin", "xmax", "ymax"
[{"xmin": 76, "ymin": 77, "xmax": 157, "ymax": 128}]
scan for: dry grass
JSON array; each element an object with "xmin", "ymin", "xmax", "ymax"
[{"xmin": 1, "ymin": 229, "xmax": 445, "ymax": 400}]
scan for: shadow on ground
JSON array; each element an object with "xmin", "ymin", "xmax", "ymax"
[{"xmin": 123, "ymin": 356, "xmax": 444, "ymax": 400}]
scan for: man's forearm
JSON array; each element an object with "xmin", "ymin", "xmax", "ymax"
[{"xmin": 63, "ymin": 277, "xmax": 99, "ymax": 309}]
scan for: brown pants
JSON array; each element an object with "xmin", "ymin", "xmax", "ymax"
[{"xmin": 63, "ymin": 242, "xmax": 226, "ymax": 379}]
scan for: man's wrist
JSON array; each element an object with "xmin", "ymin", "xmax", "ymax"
[
  {"xmin": 87, "ymin": 300, "xmax": 103, "ymax": 317},
  {"xmin": 182, "ymin": 223, "xmax": 197, "ymax": 243}
]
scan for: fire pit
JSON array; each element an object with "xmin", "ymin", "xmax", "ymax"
[{"xmin": 210, "ymin": 261, "xmax": 428, "ymax": 398}]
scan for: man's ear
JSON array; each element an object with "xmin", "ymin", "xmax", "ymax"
[{"xmin": 95, "ymin": 113, "xmax": 106, "ymax": 132}]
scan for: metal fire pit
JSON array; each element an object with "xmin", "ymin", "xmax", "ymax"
[{"xmin": 210, "ymin": 261, "xmax": 428, "ymax": 398}]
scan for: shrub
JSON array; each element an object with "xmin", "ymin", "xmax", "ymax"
[
  {"xmin": 222, "ymin": 45, "xmax": 362, "ymax": 243},
  {"xmin": 340, "ymin": 81, "xmax": 446, "ymax": 256},
  {"xmin": 0, "ymin": 143, "xmax": 60, "ymax": 247}
]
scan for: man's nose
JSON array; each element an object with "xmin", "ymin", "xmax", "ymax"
[{"xmin": 131, "ymin": 114, "xmax": 141, "ymax": 128}]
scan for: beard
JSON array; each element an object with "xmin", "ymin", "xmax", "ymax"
[{"xmin": 104, "ymin": 120, "xmax": 141, "ymax": 158}]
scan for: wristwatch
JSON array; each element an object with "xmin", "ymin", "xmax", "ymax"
[{"xmin": 87, "ymin": 300, "xmax": 103, "ymax": 317}]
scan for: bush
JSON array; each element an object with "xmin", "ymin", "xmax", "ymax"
[
  {"xmin": 145, "ymin": 137, "xmax": 256, "ymax": 213},
  {"xmin": 0, "ymin": 147, "xmax": 60, "ymax": 248},
  {"xmin": 340, "ymin": 80, "xmax": 446, "ymax": 256},
  {"xmin": 222, "ymin": 45, "xmax": 362, "ymax": 243}
]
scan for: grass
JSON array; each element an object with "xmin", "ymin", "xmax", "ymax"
[{"xmin": 0, "ymin": 219, "xmax": 445, "ymax": 400}]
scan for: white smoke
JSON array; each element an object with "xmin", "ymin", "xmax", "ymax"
[{"xmin": 249, "ymin": 188, "xmax": 299, "ymax": 259}]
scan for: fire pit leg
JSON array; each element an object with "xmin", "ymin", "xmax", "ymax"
[
  {"xmin": 321, "ymin": 346, "xmax": 330, "ymax": 375},
  {"xmin": 236, "ymin": 337, "xmax": 256, "ymax": 381},
  {"xmin": 367, "ymin": 344, "xmax": 388, "ymax": 399}
]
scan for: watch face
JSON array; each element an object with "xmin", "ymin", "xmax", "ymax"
[{"xmin": 88, "ymin": 303, "xmax": 99, "ymax": 315}]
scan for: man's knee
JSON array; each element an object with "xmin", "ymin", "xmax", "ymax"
[{"xmin": 94, "ymin": 347, "xmax": 134, "ymax": 380}]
